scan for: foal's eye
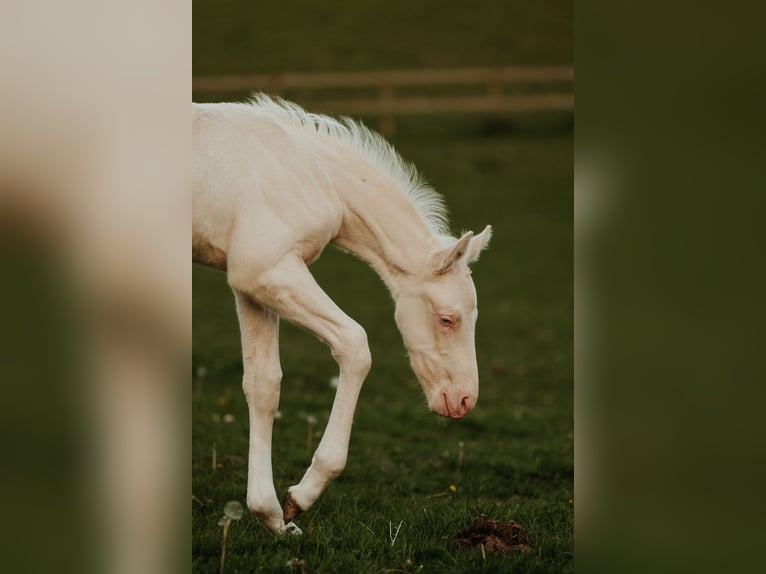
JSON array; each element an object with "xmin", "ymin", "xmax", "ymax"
[{"xmin": 440, "ymin": 316, "xmax": 454, "ymax": 326}]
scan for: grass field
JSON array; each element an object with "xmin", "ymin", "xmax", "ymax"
[{"xmin": 194, "ymin": 2, "xmax": 572, "ymax": 572}]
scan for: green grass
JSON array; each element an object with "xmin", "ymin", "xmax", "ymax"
[{"xmin": 194, "ymin": 2, "xmax": 571, "ymax": 571}]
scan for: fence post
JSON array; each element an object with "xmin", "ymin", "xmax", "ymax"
[
  {"xmin": 378, "ymin": 79, "xmax": 396, "ymax": 137},
  {"xmin": 487, "ymin": 71, "xmax": 505, "ymax": 127},
  {"xmin": 268, "ymin": 74, "xmax": 283, "ymax": 97}
]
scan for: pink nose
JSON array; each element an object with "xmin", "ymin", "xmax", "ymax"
[{"xmin": 443, "ymin": 392, "xmax": 475, "ymax": 419}]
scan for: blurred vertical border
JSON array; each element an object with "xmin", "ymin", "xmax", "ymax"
[
  {"xmin": 577, "ymin": 1, "xmax": 766, "ymax": 572},
  {"xmin": 0, "ymin": 1, "xmax": 189, "ymax": 573}
]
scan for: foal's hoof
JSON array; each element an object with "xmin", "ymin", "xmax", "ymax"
[
  {"xmin": 283, "ymin": 492, "xmax": 304, "ymax": 523},
  {"xmin": 281, "ymin": 521, "xmax": 303, "ymax": 536}
]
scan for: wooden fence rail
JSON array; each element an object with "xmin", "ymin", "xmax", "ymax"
[{"xmin": 193, "ymin": 66, "xmax": 574, "ymax": 135}]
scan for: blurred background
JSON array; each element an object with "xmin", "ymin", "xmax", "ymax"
[{"xmin": 193, "ymin": 2, "xmax": 573, "ymax": 572}]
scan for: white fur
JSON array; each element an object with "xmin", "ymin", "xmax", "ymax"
[
  {"xmin": 193, "ymin": 96, "xmax": 491, "ymax": 534},
  {"xmin": 246, "ymin": 94, "xmax": 451, "ymax": 238}
]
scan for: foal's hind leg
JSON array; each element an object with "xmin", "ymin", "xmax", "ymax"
[
  {"xmin": 234, "ymin": 291, "xmax": 300, "ymax": 534},
  {"xmin": 229, "ymin": 255, "xmax": 372, "ymax": 525}
]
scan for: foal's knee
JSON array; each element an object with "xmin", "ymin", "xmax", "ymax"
[{"xmin": 334, "ymin": 323, "xmax": 371, "ymax": 379}]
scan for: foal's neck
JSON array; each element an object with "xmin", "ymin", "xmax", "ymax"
[{"xmin": 332, "ymin": 166, "xmax": 437, "ymax": 292}]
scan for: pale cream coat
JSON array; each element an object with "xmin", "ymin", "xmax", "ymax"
[{"xmin": 193, "ymin": 95, "xmax": 491, "ymax": 533}]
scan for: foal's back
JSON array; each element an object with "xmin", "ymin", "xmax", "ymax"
[{"xmin": 192, "ymin": 103, "xmax": 344, "ymax": 271}]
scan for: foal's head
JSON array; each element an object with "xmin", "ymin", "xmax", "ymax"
[{"xmin": 394, "ymin": 226, "xmax": 492, "ymax": 419}]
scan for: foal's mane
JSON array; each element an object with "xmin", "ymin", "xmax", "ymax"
[{"xmin": 248, "ymin": 93, "xmax": 451, "ymax": 238}]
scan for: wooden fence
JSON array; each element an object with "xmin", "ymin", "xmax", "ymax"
[{"xmin": 193, "ymin": 66, "xmax": 574, "ymax": 135}]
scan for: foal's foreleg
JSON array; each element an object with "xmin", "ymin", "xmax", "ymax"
[
  {"xmin": 230, "ymin": 256, "xmax": 371, "ymax": 524},
  {"xmin": 234, "ymin": 291, "xmax": 299, "ymax": 534}
]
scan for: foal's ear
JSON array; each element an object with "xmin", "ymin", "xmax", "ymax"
[
  {"xmin": 465, "ymin": 225, "xmax": 493, "ymax": 264},
  {"xmin": 433, "ymin": 231, "xmax": 474, "ymax": 274}
]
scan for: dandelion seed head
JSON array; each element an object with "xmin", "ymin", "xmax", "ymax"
[{"xmin": 224, "ymin": 500, "xmax": 244, "ymax": 520}]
